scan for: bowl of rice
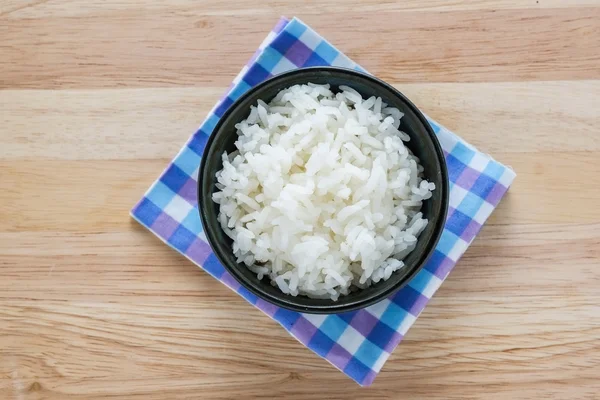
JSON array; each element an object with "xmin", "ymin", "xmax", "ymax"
[{"xmin": 198, "ymin": 67, "xmax": 448, "ymax": 313}]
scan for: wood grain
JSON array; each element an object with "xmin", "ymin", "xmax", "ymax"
[
  {"xmin": 1, "ymin": 1, "xmax": 599, "ymax": 399},
  {"xmin": 2, "ymin": 7, "xmax": 600, "ymax": 89},
  {"xmin": 2, "ymin": 81, "xmax": 599, "ymax": 160},
  {"xmin": 2, "ymin": 0, "xmax": 600, "ymax": 18}
]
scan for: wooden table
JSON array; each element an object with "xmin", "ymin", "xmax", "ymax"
[{"xmin": 1, "ymin": 1, "xmax": 599, "ymax": 399}]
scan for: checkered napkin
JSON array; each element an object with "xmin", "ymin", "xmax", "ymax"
[{"xmin": 131, "ymin": 17, "xmax": 516, "ymax": 386}]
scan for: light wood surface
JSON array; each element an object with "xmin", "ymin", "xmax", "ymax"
[{"xmin": 1, "ymin": 1, "xmax": 599, "ymax": 399}]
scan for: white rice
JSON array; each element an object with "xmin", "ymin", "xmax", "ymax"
[{"xmin": 213, "ymin": 83, "xmax": 435, "ymax": 301}]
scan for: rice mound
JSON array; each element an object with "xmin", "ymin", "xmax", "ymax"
[{"xmin": 212, "ymin": 83, "xmax": 435, "ymax": 300}]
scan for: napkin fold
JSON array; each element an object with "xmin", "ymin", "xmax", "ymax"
[{"xmin": 131, "ymin": 17, "xmax": 516, "ymax": 386}]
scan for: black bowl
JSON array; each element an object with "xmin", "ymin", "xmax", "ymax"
[{"xmin": 198, "ymin": 67, "xmax": 448, "ymax": 314}]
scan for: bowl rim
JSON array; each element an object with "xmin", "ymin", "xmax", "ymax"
[{"xmin": 198, "ymin": 66, "xmax": 449, "ymax": 314}]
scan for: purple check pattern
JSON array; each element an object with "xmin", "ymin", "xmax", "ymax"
[{"xmin": 131, "ymin": 17, "xmax": 516, "ymax": 386}]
